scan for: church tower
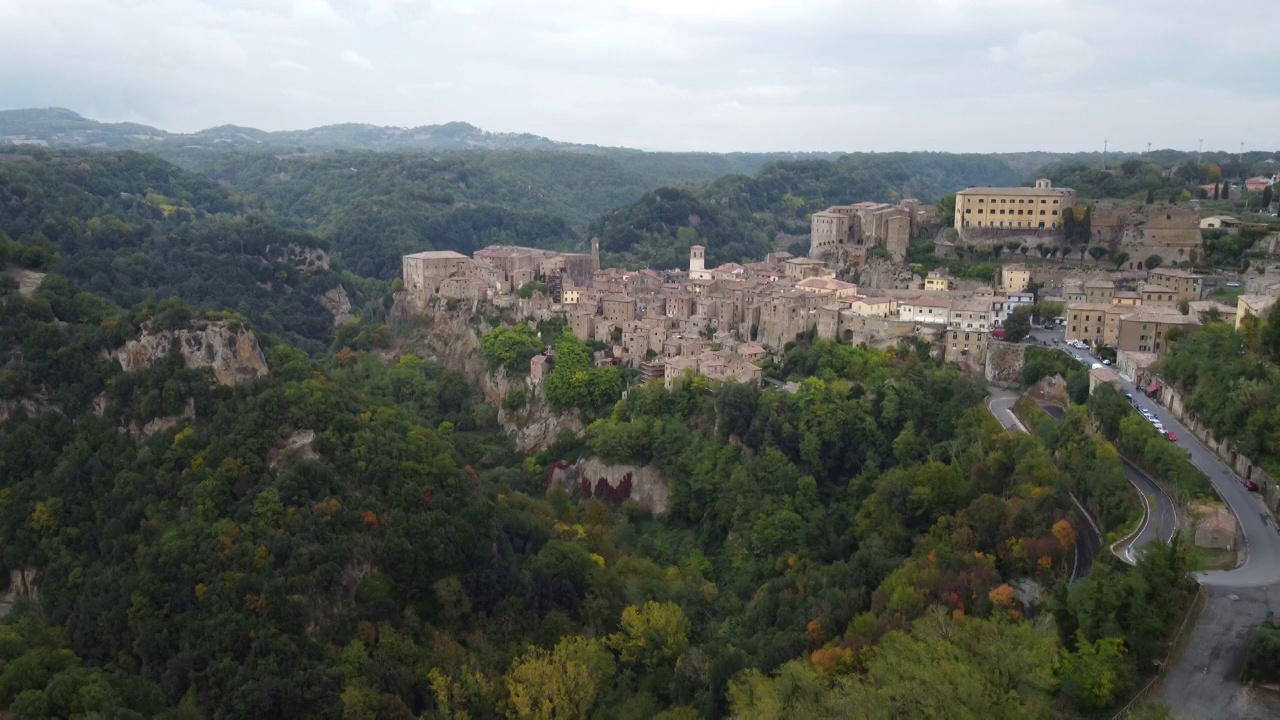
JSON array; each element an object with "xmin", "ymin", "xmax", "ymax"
[{"xmin": 590, "ymin": 237, "xmax": 600, "ymax": 272}]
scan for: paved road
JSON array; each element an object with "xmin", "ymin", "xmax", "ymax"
[
  {"xmin": 987, "ymin": 388, "xmax": 1101, "ymax": 580},
  {"xmin": 1037, "ymin": 402, "xmax": 1178, "ymax": 562},
  {"xmin": 1026, "ymin": 324, "xmax": 1280, "ymax": 716}
]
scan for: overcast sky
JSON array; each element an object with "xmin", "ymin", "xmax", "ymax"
[{"xmin": 1, "ymin": 0, "xmax": 1278, "ymax": 153}]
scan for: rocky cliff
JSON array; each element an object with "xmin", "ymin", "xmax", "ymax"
[
  {"xmin": 547, "ymin": 457, "xmax": 669, "ymax": 516},
  {"xmin": 390, "ymin": 292, "xmax": 580, "ymax": 453},
  {"xmin": 318, "ymin": 286, "xmax": 354, "ymax": 327},
  {"xmin": 114, "ymin": 320, "xmax": 269, "ymax": 386}
]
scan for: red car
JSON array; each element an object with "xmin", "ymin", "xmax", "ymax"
[
  {"xmin": 1165, "ymin": 431, "xmax": 1176, "ymax": 442},
  {"xmin": 1245, "ymin": 480, "xmax": 1260, "ymax": 492}
]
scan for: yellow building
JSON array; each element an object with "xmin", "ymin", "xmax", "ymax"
[
  {"xmin": 925, "ymin": 269, "xmax": 955, "ymax": 292},
  {"xmin": 1001, "ymin": 264, "xmax": 1031, "ymax": 292},
  {"xmin": 955, "ymin": 179, "xmax": 1077, "ymax": 230},
  {"xmin": 561, "ymin": 287, "xmax": 582, "ymax": 305}
]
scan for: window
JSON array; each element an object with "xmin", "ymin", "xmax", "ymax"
[
  {"xmin": 1041, "ymin": 199, "xmax": 1047, "ymax": 203},
  {"xmin": 1040, "ymin": 210, "xmax": 1046, "ymax": 215},
  {"xmin": 1052, "ymin": 210, "xmax": 1058, "ymax": 215},
  {"xmin": 1001, "ymin": 199, "xmax": 1007, "ymax": 203},
  {"xmin": 966, "ymin": 208, "xmax": 972, "ymax": 213},
  {"xmin": 978, "ymin": 198, "xmax": 984, "ymax": 203},
  {"xmin": 1053, "ymin": 200, "xmax": 1059, "ymax": 204},
  {"xmin": 978, "ymin": 209, "xmax": 983, "ymax": 214},
  {"xmin": 1039, "ymin": 222, "xmax": 1045, "ymax": 228}
]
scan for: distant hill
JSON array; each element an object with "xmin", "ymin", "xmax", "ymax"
[{"xmin": 0, "ymin": 108, "xmax": 842, "ymax": 183}]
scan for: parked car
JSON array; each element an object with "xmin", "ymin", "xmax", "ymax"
[
  {"xmin": 1123, "ymin": 392, "xmax": 1133, "ymax": 400},
  {"xmin": 1245, "ymin": 480, "xmax": 1260, "ymax": 492},
  {"xmin": 1102, "ymin": 359, "xmax": 1112, "ymax": 365},
  {"xmin": 1165, "ymin": 431, "xmax": 1177, "ymax": 442}
]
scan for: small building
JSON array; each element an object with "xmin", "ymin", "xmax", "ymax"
[
  {"xmin": 1245, "ymin": 176, "xmax": 1272, "ymax": 192},
  {"xmin": 925, "ymin": 269, "xmax": 954, "ymax": 292},
  {"xmin": 1001, "ymin": 264, "xmax": 1031, "ymax": 292},
  {"xmin": 1192, "ymin": 502, "xmax": 1237, "ymax": 550},
  {"xmin": 1200, "ymin": 215, "xmax": 1241, "ymax": 231},
  {"xmin": 795, "ymin": 276, "xmax": 859, "ymax": 298},
  {"xmin": 1147, "ymin": 268, "xmax": 1204, "ymax": 302},
  {"xmin": 1084, "ymin": 279, "xmax": 1115, "ymax": 304},
  {"xmin": 530, "ymin": 353, "xmax": 552, "ymax": 383},
  {"xmin": 1088, "ymin": 366, "xmax": 1122, "ymax": 393},
  {"xmin": 1138, "ymin": 283, "xmax": 1179, "ymax": 307},
  {"xmin": 899, "ymin": 297, "xmax": 952, "ymax": 324},
  {"xmin": 1237, "ymin": 294, "xmax": 1278, "ymax": 329},
  {"xmin": 784, "ymin": 257, "xmax": 831, "ymax": 280},
  {"xmin": 1065, "ymin": 302, "xmax": 1117, "ymax": 346}
]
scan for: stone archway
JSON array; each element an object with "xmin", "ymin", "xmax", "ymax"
[{"xmin": 842, "ymin": 329, "xmax": 854, "ymax": 343}]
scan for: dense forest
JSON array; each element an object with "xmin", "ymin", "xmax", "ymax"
[
  {"xmin": 1, "ymin": 254, "xmax": 1196, "ymax": 716},
  {"xmin": 1158, "ymin": 302, "xmax": 1280, "ymax": 475},
  {"xmin": 0, "ymin": 138, "xmax": 1217, "ymax": 718},
  {"xmin": 0, "ymin": 150, "xmax": 358, "ymax": 348}
]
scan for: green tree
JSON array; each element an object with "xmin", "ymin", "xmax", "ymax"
[
  {"xmin": 1113, "ymin": 251, "xmax": 1130, "ymax": 269},
  {"xmin": 1144, "ymin": 254, "xmax": 1163, "ymax": 271},
  {"xmin": 1060, "ymin": 634, "xmax": 1129, "ymax": 711},
  {"xmin": 482, "ymin": 324, "xmax": 545, "ymax": 374},
  {"xmin": 1088, "ymin": 246, "xmax": 1108, "ymax": 266},
  {"xmin": 1263, "ymin": 184, "xmax": 1274, "ymax": 210},
  {"xmin": 938, "ymin": 194, "xmax": 957, "ymax": 227},
  {"xmin": 607, "ymin": 601, "xmax": 690, "ymax": 669},
  {"xmin": 1145, "ymin": 189, "xmax": 1155, "ymax": 204},
  {"xmin": 1003, "ymin": 306, "xmax": 1033, "ymax": 343}
]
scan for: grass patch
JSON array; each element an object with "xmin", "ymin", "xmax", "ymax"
[
  {"xmin": 1190, "ymin": 545, "xmax": 1239, "ymax": 571},
  {"xmin": 1208, "ymin": 287, "xmax": 1244, "ymax": 305}
]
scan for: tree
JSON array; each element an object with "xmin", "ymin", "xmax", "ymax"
[
  {"xmin": 607, "ymin": 601, "xmax": 690, "ymax": 668},
  {"xmin": 938, "ymin": 194, "xmax": 957, "ymax": 227},
  {"xmin": 1221, "ymin": 181, "xmax": 1230, "ymax": 200},
  {"xmin": 1145, "ymin": 189, "xmax": 1155, "ymax": 204},
  {"xmin": 504, "ymin": 639, "xmax": 608, "ymax": 720},
  {"xmin": 1060, "ymin": 634, "xmax": 1129, "ymax": 711},
  {"xmin": 1003, "ymin": 306, "xmax": 1033, "ymax": 343},
  {"xmin": 1088, "ymin": 246, "xmax": 1108, "ymax": 266},
  {"xmin": 1145, "ymin": 254, "xmax": 1164, "ymax": 271},
  {"xmin": 1019, "ymin": 245, "xmax": 1029, "ymax": 258},
  {"xmin": 1263, "ymin": 184, "xmax": 1274, "ymax": 211},
  {"xmin": 1113, "ymin": 251, "xmax": 1130, "ymax": 269},
  {"xmin": 1037, "ymin": 245, "xmax": 1052, "ymax": 260},
  {"xmin": 482, "ymin": 325, "xmax": 545, "ymax": 374}
]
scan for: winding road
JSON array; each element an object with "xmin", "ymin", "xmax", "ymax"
[
  {"xmin": 1024, "ymin": 327, "xmax": 1280, "ymax": 718},
  {"xmin": 987, "ymin": 389, "xmax": 1102, "ymax": 580}
]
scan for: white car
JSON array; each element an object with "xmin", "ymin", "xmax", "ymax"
[{"xmin": 1102, "ymin": 359, "xmax": 1112, "ymax": 365}]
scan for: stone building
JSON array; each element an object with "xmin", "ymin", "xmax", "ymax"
[
  {"xmin": 1084, "ymin": 280, "xmax": 1115, "ymax": 304},
  {"xmin": 602, "ymin": 295, "xmax": 637, "ymax": 323},
  {"xmin": 954, "ymin": 179, "xmax": 1075, "ymax": 233},
  {"xmin": 1001, "ymin": 264, "xmax": 1031, "ymax": 292},
  {"xmin": 1116, "ymin": 310, "xmax": 1199, "ymax": 353},
  {"xmin": 809, "ymin": 199, "xmax": 917, "ymax": 267},
  {"xmin": 402, "ymin": 250, "xmax": 472, "ymax": 296},
  {"xmin": 1147, "ymin": 268, "xmax": 1204, "ymax": 302}
]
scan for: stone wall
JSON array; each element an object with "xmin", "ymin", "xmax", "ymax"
[
  {"xmin": 985, "ymin": 340, "xmax": 1027, "ymax": 388},
  {"xmin": 1027, "ymin": 374, "xmax": 1069, "ymax": 406},
  {"xmin": 547, "ymin": 456, "xmax": 669, "ymax": 517},
  {"xmin": 1156, "ymin": 384, "xmax": 1279, "ymax": 512}
]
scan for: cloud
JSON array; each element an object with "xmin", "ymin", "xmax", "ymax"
[
  {"xmin": 0, "ymin": 0, "xmax": 1278, "ymax": 150},
  {"xmin": 271, "ymin": 59, "xmax": 310, "ymax": 72},
  {"xmin": 340, "ymin": 49, "xmax": 372, "ymax": 68}
]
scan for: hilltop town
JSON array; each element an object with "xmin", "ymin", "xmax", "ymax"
[{"xmin": 398, "ymin": 175, "xmax": 1280, "ymax": 394}]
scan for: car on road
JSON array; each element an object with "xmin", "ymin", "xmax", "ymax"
[
  {"xmin": 1102, "ymin": 359, "xmax": 1112, "ymax": 365},
  {"xmin": 1165, "ymin": 431, "xmax": 1177, "ymax": 442},
  {"xmin": 1245, "ymin": 480, "xmax": 1260, "ymax": 492},
  {"xmin": 1124, "ymin": 391, "xmax": 1133, "ymax": 400}
]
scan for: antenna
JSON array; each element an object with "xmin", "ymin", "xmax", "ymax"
[
  {"xmin": 1147, "ymin": 142, "xmax": 1152, "ymax": 154},
  {"xmin": 1198, "ymin": 139, "xmax": 1203, "ymax": 166},
  {"xmin": 1103, "ymin": 140, "xmax": 1108, "ymax": 169}
]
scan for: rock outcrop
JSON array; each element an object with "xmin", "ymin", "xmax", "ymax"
[
  {"xmin": 318, "ymin": 286, "xmax": 354, "ymax": 327},
  {"xmin": 114, "ymin": 320, "xmax": 269, "ymax": 386},
  {"xmin": 547, "ymin": 457, "xmax": 669, "ymax": 517},
  {"xmin": 985, "ymin": 340, "xmax": 1027, "ymax": 388},
  {"xmin": 127, "ymin": 397, "xmax": 197, "ymax": 440},
  {"xmin": 390, "ymin": 293, "xmax": 577, "ymax": 453}
]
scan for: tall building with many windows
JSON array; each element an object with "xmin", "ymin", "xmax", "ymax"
[{"xmin": 954, "ymin": 179, "xmax": 1077, "ymax": 231}]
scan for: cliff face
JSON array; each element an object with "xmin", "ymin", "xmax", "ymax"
[
  {"xmin": 114, "ymin": 320, "xmax": 269, "ymax": 386},
  {"xmin": 390, "ymin": 292, "xmax": 580, "ymax": 453},
  {"xmin": 318, "ymin": 286, "xmax": 354, "ymax": 327},
  {"xmin": 547, "ymin": 457, "xmax": 669, "ymax": 517}
]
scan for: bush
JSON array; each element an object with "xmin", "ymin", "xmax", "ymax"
[{"xmin": 1242, "ymin": 622, "xmax": 1280, "ymax": 684}]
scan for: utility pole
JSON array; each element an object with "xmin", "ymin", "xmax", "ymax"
[
  {"xmin": 1198, "ymin": 139, "xmax": 1203, "ymax": 166},
  {"xmin": 1103, "ymin": 140, "xmax": 1108, "ymax": 169},
  {"xmin": 1147, "ymin": 141, "xmax": 1152, "ymax": 155},
  {"xmin": 1239, "ymin": 141, "xmax": 1244, "ymax": 168}
]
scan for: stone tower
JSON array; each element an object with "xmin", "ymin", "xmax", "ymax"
[
  {"xmin": 689, "ymin": 244, "xmax": 705, "ymax": 274},
  {"xmin": 590, "ymin": 237, "xmax": 600, "ymax": 272}
]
